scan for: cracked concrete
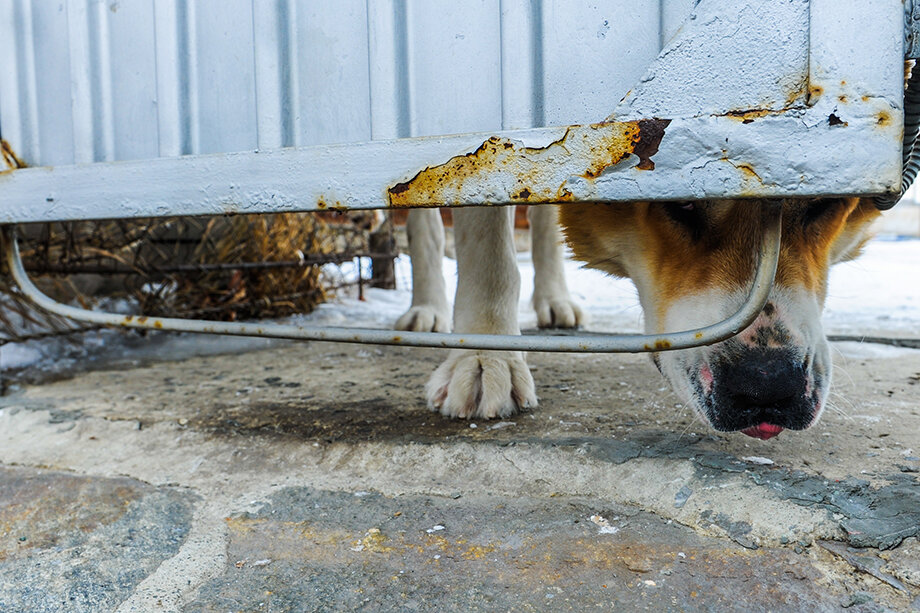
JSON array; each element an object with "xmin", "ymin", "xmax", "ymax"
[{"xmin": 0, "ymin": 336, "xmax": 918, "ymax": 611}]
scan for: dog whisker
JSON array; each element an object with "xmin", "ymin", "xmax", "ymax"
[
  {"xmin": 675, "ymin": 408, "xmax": 706, "ymax": 443},
  {"xmin": 824, "ymin": 393, "xmax": 855, "ymax": 420},
  {"xmin": 830, "ymin": 359, "xmax": 856, "ymax": 389}
]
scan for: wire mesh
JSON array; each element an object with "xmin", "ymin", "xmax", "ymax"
[{"xmin": 0, "ymin": 211, "xmax": 394, "ymax": 345}]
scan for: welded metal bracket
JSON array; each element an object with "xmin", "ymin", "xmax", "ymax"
[{"xmin": 1, "ymin": 204, "xmax": 781, "ymax": 353}]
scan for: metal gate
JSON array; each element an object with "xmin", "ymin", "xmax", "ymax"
[{"xmin": 0, "ymin": 0, "xmax": 915, "ymax": 352}]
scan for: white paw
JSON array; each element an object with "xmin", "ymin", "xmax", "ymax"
[
  {"xmin": 426, "ymin": 350, "xmax": 537, "ymax": 419},
  {"xmin": 533, "ymin": 295, "xmax": 587, "ymax": 329},
  {"xmin": 395, "ymin": 306, "xmax": 451, "ymax": 333}
]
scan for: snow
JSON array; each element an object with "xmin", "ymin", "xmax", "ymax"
[
  {"xmin": 3, "ymin": 237, "xmax": 919, "ymax": 380},
  {"xmin": 824, "ymin": 239, "xmax": 920, "ymax": 336},
  {"xmin": 1, "ymin": 343, "xmax": 42, "ymax": 370}
]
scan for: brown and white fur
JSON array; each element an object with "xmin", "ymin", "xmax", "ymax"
[{"xmin": 399, "ymin": 198, "xmax": 880, "ymax": 440}]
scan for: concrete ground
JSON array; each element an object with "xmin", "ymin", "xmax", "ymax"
[{"xmin": 1, "ymin": 335, "xmax": 919, "ymax": 612}]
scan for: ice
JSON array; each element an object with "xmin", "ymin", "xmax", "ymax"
[{"xmin": 0, "ymin": 343, "xmax": 42, "ymax": 370}]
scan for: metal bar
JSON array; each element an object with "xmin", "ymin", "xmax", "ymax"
[
  {"xmin": 0, "ymin": 1, "xmax": 903, "ymax": 224},
  {"xmin": 0, "ymin": 111, "xmax": 900, "ymax": 225},
  {"xmin": 25, "ymin": 252, "xmax": 394, "ymax": 275},
  {"xmin": 1, "ymin": 203, "xmax": 781, "ymax": 353}
]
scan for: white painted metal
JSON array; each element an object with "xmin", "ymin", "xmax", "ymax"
[
  {"xmin": 1, "ymin": 0, "xmax": 662, "ymax": 167},
  {"xmin": 540, "ymin": 1, "xmax": 659, "ymax": 126},
  {"xmin": 659, "ymin": 0, "xmax": 698, "ymax": 47},
  {"xmin": 1, "ymin": 203, "xmax": 782, "ymax": 352},
  {"xmin": 0, "ymin": 0, "xmax": 40, "ymax": 164},
  {"xmin": 366, "ymin": 0, "xmax": 410, "ymax": 140},
  {"xmin": 406, "ymin": 1, "xmax": 503, "ymax": 137},
  {"xmin": 615, "ymin": 0, "xmax": 810, "ymax": 120},
  {"xmin": 152, "ymin": 0, "xmax": 185, "ymax": 157},
  {"xmin": 2, "ymin": 0, "xmax": 906, "ymax": 226},
  {"xmin": 499, "ymin": 0, "xmax": 542, "ymax": 130},
  {"xmin": 808, "ymin": 0, "xmax": 905, "ymax": 119},
  {"xmin": 0, "ymin": 111, "xmax": 899, "ymax": 224}
]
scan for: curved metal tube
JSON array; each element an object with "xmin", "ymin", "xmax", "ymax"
[{"xmin": 2, "ymin": 205, "xmax": 781, "ymax": 353}]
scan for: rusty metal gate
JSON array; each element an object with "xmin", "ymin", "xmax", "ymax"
[{"xmin": 0, "ymin": 0, "xmax": 917, "ymax": 352}]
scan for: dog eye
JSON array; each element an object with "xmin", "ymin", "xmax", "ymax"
[
  {"xmin": 803, "ymin": 200, "xmax": 839, "ymax": 225},
  {"xmin": 662, "ymin": 202, "xmax": 705, "ymax": 239}
]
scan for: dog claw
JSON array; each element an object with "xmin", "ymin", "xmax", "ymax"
[
  {"xmin": 534, "ymin": 297, "xmax": 587, "ymax": 329},
  {"xmin": 426, "ymin": 350, "xmax": 537, "ymax": 419},
  {"xmin": 395, "ymin": 306, "xmax": 451, "ymax": 333}
]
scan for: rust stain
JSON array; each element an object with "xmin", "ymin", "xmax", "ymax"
[
  {"xmin": 724, "ymin": 109, "xmax": 773, "ymax": 123},
  {"xmin": 513, "ymin": 188, "xmax": 532, "ymax": 200},
  {"xmin": 154, "ymin": 320, "xmax": 163, "ymax": 330},
  {"xmin": 718, "ymin": 151, "xmax": 764, "ymax": 188},
  {"xmin": 876, "ymin": 110, "xmax": 892, "ymax": 127},
  {"xmin": 386, "ymin": 119, "xmax": 671, "ymax": 207},
  {"xmin": 632, "ymin": 119, "xmax": 669, "ymax": 171},
  {"xmin": 1, "ymin": 140, "xmax": 27, "ymax": 175},
  {"xmin": 643, "ymin": 340, "xmax": 672, "ymax": 351},
  {"xmin": 782, "ymin": 76, "xmax": 810, "ymax": 108},
  {"xmin": 736, "ymin": 164, "xmax": 762, "ymax": 182},
  {"xmin": 137, "ymin": 316, "xmax": 149, "ymax": 324},
  {"xmin": 807, "ymin": 85, "xmax": 824, "ymax": 106}
]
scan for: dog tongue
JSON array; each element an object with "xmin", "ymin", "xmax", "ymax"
[{"xmin": 741, "ymin": 423, "xmax": 784, "ymax": 440}]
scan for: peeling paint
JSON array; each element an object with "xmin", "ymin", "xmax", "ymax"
[
  {"xmin": 723, "ymin": 108, "xmax": 775, "ymax": 123},
  {"xmin": 386, "ymin": 120, "xmax": 671, "ymax": 208}
]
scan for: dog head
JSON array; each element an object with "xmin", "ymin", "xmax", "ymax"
[{"xmin": 559, "ymin": 198, "xmax": 880, "ymax": 438}]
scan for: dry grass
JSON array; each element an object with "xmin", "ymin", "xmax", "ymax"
[
  {"xmin": 1, "ymin": 212, "xmax": 383, "ymax": 343},
  {"xmin": 143, "ymin": 212, "xmax": 335, "ymax": 321}
]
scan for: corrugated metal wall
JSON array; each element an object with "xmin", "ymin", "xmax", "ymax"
[{"xmin": 0, "ymin": 0, "xmax": 695, "ymax": 168}]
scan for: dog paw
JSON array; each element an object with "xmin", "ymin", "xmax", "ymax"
[
  {"xmin": 533, "ymin": 295, "xmax": 587, "ymax": 329},
  {"xmin": 395, "ymin": 306, "xmax": 451, "ymax": 333},
  {"xmin": 426, "ymin": 350, "xmax": 537, "ymax": 419}
]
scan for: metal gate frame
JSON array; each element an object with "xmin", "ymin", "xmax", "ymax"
[{"xmin": 0, "ymin": 0, "xmax": 917, "ymax": 353}]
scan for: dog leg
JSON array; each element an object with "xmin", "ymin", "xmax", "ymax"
[
  {"xmin": 529, "ymin": 205, "xmax": 586, "ymax": 328},
  {"xmin": 395, "ymin": 209, "xmax": 451, "ymax": 333},
  {"xmin": 426, "ymin": 206, "xmax": 537, "ymax": 419}
]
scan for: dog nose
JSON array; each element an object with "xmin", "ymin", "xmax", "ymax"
[
  {"xmin": 720, "ymin": 349, "xmax": 805, "ymax": 409},
  {"xmin": 708, "ymin": 349, "xmax": 818, "ymax": 434}
]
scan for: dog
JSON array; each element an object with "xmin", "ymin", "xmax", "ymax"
[
  {"xmin": 398, "ymin": 198, "xmax": 880, "ymax": 440},
  {"xmin": 395, "ymin": 206, "xmax": 585, "ymax": 333}
]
